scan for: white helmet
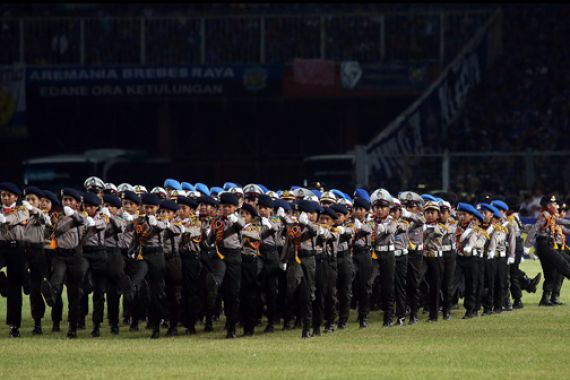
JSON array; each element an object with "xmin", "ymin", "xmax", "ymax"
[
  {"xmin": 151, "ymin": 186, "xmax": 168, "ymax": 199},
  {"xmin": 117, "ymin": 183, "xmax": 135, "ymax": 194},
  {"xmin": 320, "ymin": 191, "xmax": 337, "ymax": 205},
  {"xmin": 84, "ymin": 176, "xmax": 105, "ymax": 192},
  {"xmin": 133, "ymin": 185, "xmax": 148, "ymax": 195},
  {"xmin": 243, "ymin": 184, "xmax": 262, "ymax": 196},
  {"xmin": 104, "ymin": 183, "xmax": 118, "ymax": 195},
  {"xmin": 370, "ymin": 188, "xmax": 393, "ymax": 207}
]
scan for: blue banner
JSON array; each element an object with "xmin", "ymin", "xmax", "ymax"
[{"xmin": 26, "ymin": 65, "xmax": 283, "ymax": 97}]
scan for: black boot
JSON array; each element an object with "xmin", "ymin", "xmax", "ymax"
[
  {"xmin": 150, "ymin": 326, "xmax": 160, "ymax": 339},
  {"xmin": 129, "ymin": 319, "xmax": 139, "ymax": 332},
  {"xmin": 9, "ymin": 325, "xmax": 20, "ymax": 338},
  {"xmin": 52, "ymin": 321, "xmax": 61, "ymax": 332},
  {"xmin": 110, "ymin": 324, "xmax": 119, "ymax": 335},
  {"xmin": 226, "ymin": 324, "xmax": 237, "ymax": 339},
  {"xmin": 204, "ymin": 318, "xmax": 213, "ymax": 332},
  {"xmin": 301, "ymin": 328, "xmax": 312, "ymax": 338},
  {"xmin": 551, "ymin": 295, "xmax": 565, "ymax": 306},
  {"xmin": 165, "ymin": 326, "xmax": 179, "ymax": 337},
  {"xmin": 282, "ymin": 318, "xmax": 294, "ymax": 331},
  {"xmin": 443, "ymin": 311, "xmax": 451, "ymax": 320},
  {"xmin": 312, "ymin": 325, "xmax": 321, "ymax": 336},
  {"xmin": 527, "ymin": 273, "xmax": 541, "ymax": 293},
  {"xmin": 513, "ymin": 299, "xmax": 523, "ymax": 309},
  {"xmin": 185, "ymin": 325, "xmax": 197, "ymax": 335},
  {"xmin": 539, "ymin": 292, "xmax": 553, "ymax": 306},
  {"xmin": 409, "ymin": 314, "xmax": 419, "ymax": 325},
  {"xmin": 337, "ymin": 318, "xmax": 347, "ymax": 330},
  {"xmin": 359, "ymin": 315, "xmax": 368, "ymax": 329},
  {"xmin": 32, "ymin": 319, "xmax": 43, "ymax": 335},
  {"xmin": 91, "ymin": 323, "xmax": 101, "ymax": 338},
  {"xmin": 264, "ymin": 323, "xmax": 275, "ymax": 333},
  {"xmin": 77, "ymin": 318, "xmax": 86, "ymax": 330},
  {"xmin": 67, "ymin": 324, "xmax": 77, "ymax": 339}
]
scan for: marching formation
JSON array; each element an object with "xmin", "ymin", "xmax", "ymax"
[{"xmin": 1, "ymin": 177, "xmax": 569, "ymax": 340}]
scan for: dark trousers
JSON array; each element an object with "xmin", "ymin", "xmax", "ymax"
[
  {"xmin": 394, "ymin": 254, "xmax": 407, "ymax": 320},
  {"xmin": 297, "ymin": 252, "xmax": 316, "ymax": 330},
  {"xmin": 0, "ymin": 245, "xmax": 26, "ymax": 328},
  {"xmin": 441, "ymin": 250, "xmax": 456, "ymax": 314},
  {"xmin": 50, "ymin": 249, "xmax": 85, "ymax": 329},
  {"xmin": 324, "ymin": 254, "xmax": 338, "ymax": 327},
  {"xmin": 240, "ymin": 254, "xmax": 260, "ymax": 331},
  {"xmin": 180, "ymin": 251, "xmax": 203, "ymax": 329},
  {"xmin": 535, "ymin": 237, "xmax": 570, "ymax": 299},
  {"xmin": 25, "ymin": 245, "xmax": 49, "ymax": 322},
  {"xmin": 122, "ymin": 250, "xmax": 144, "ymax": 323},
  {"xmin": 494, "ymin": 257, "xmax": 507, "ymax": 310},
  {"xmin": 132, "ymin": 248, "xmax": 166, "ymax": 329},
  {"xmin": 352, "ymin": 247, "xmax": 372, "ymax": 319},
  {"xmin": 259, "ymin": 246, "xmax": 280, "ymax": 326},
  {"xmin": 424, "ymin": 256, "xmax": 443, "ymax": 320},
  {"xmin": 474, "ymin": 257, "xmax": 485, "ymax": 312},
  {"xmin": 336, "ymin": 251, "xmax": 353, "ymax": 323},
  {"xmin": 379, "ymin": 251, "xmax": 395, "ymax": 323},
  {"xmin": 482, "ymin": 258, "xmax": 495, "ymax": 312},
  {"xmin": 455, "ymin": 255, "xmax": 477, "ymax": 314},
  {"xmin": 552, "ymin": 249, "xmax": 570, "ymax": 300},
  {"xmin": 80, "ymin": 248, "xmax": 108, "ymax": 325},
  {"xmin": 105, "ymin": 247, "xmax": 124, "ymax": 327},
  {"xmin": 219, "ymin": 249, "xmax": 242, "ymax": 331},
  {"xmin": 165, "ymin": 254, "xmax": 182, "ymax": 330},
  {"xmin": 312, "ymin": 253, "xmax": 327, "ymax": 329},
  {"xmin": 406, "ymin": 249, "xmax": 423, "ymax": 318},
  {"xmin": 201, "ymin": 249, "xmax": 225, "ymax": 323}
]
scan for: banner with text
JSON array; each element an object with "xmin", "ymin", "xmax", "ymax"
[
  {"xmin": 26, "ymin": 65, "xmax": 284, "ymax": 98},
  {"xmin": 0, "ymin": 66, "xmax": 28, "ymax": 138}
]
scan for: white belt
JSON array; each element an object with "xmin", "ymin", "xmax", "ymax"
[
  {"xmin": 377, "ymin": 245, "xmax": 394, "ymax": 252},
  {"xmin": 423, "ymin": 250, "xmax": 442, "ymax": 258},
  {"xmin": 472, "ymin": 249, "xmax": 483, "ymax": 258},
  {"xmin": 497, "ymin": 249, "xmax": 507, "ymax": 258},
  {"xmin": 442, "ymin": 245, "xmax": 452, "ymax": 251},
  {"xmin": 410, "ymin": 243, "xmax": 424, "ymax": 251},
  {"xmin": 394, "ymin": 249, "xmax": 408, "ymax": 257}
]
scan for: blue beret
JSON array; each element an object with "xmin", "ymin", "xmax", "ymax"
[
  {"xmin": 164, "ymin": 179, "xmax": 182, "ymax": 191},
  {"xmin": 480, "ymin": 203, "xmax": 502, "ymax": 219},
  {"xmin": 331, "ymin": 204, "xmax": 349, "ymax": 215},
  {"xmin": 273, "ymin": 199, "xmax": 291, "ymax": 212},
  {"xmin": 181, "ymin": 182, "xmax": 195, "ymax": 192},
  {"xmin": 316, "ymin": 204, "xmax": 324, "ymax": 214},
  {"xmin": 159, "ymin": 199, "xmax": 179, "ymax": 211},
  {"xmin": 353, "ymin": 197, "xmax": 371, "ymax": 210},
  {"xmin": 103, "ymin": 194, "xmax": 122, "ymax": 208},
  {"xmin": 457, "ymin": 202, "xmax": 484, "ymax": 221},
  {"xmin": 223, "ymin": 182, "xmax": 237, "ymax": 191},
  {"xmin": 258, "ymin": 194, "xmax": 274, "ymax": 208},
  {"xmin": 311, "ymin": 189, "xmax": 323, "ymax": 198},
  {"xmin": 276, "ymin": 190, "xmax": 283, "ymax": 197},
  {"xmin": 121, "ymin": 190, "xmax": 141, "ymax": 205},
  {"xmin": 197, "ymin": 195, "xmax": 217, "ymax": 206},
  {"xmin": 297, "ymin": 200, "xmax": 318, "ymax": 213},
  {"xmin": 210, "ymin": 187, "xmax": 224, "ymax": 196},
  {"xmin": 240, "ymin": 203, "xmax": 258, "ymax": 218},
  {"xmin": 330, "ymin": 189, "xmax": 344, "ymax": 200},
  {"xmin": 195, "ymin": 183, "xmax": 210, "ymax": 196},
  {"xmin": 220, "ymin": 192, "xmax": 239, "ymax": 206},
  {"xmin": 421, "ymin": 194, "xmax": 438, "ymax": 202},
  {"xmin": 290, "ymin": 185, "xmax": 301, "ymax": 191},
  {"xmin": 342, "ymin": 192, "xmax": 351, "ymax": 201},
  {"xmin": 83, "ymin": 192, "xmax": 102, "ymax": 207},
  {"xmin": 24, "ymin": 186, "xmax": 44, "ymax": 198},
  {"xmin": 354, "ymin": 188, "xmax": 370, "ymax": 202},
  {"xmin": 141, "ymin": 193, "xmax": 160, "ymax": 206},
  {"xmin": 61, "ymin": 188, "xmax": 82, "ymax": 202},
  {"xmin": 491, "ymin": 200, "xmax": 509, "ymax": 211},
  {"xmin": 0, "ymin": 182, "xmax": 21, "ymax": 197},
  {"xmin": 177, "ymin": 196, "xmax": 198, "ymax": 209},
  {"xmin": 257, "ymin": 184, "xmax": 269, "ymax": 193},
  {"xmin": 41, "ymin": 190, "xmax": 61, "ymax": 207},
  {"xmin": 321, "ymin": 207, "xmax": 338, "ymax": 220}
]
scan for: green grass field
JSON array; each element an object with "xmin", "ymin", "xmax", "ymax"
[{"xmin": 0, "ymin": 259, "xmax": 569, "ymax": 379}]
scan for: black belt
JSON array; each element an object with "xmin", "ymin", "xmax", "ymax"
[
  {"xmin": 0, "ymin": 240, "xmax": 23, "ymax": 248},
  {"xmin": 353, "ymin": 246, "xmax": 371, "ymax": 254},
  {"xmin": 56, "ymin": 248, "xmax": 77, "ymax": 255},
  {"xmin": 180, "ymin": 250, "xmax": 200, "ymax": 258},
  {"xmin": 83, "ymin": 246, "xmax": 106, "ymax": 253},
  {"xmin": 24, "ymin": 242, "xmax": 44, "ymax": 249},
  {"xmin": 241, "ymin": 254, "xmax": 258, "ymax": 262},
  {"xmin": 337, "ymin": 250, "xmax": 350, "ymax": 257},
  {"xmin": 142, "ymin": 246, "xmax": 163, "ymax": 254},
  {"xmin": 220, "ymin": 248, "xmax": 241, "ymax": 255},
  {"xmin": 299, "ymin": 250, "xmax": 315, "ymax": 258}
]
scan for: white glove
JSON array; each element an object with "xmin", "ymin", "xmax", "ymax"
[
  {"xmin": 100, "ymin": 207, "xmax": 111, "ymax": 218},
  {"xmin": 0, "ymin": 214, "xmax": 6, "ymax": 224},
  {"xmin": 63, "ymin": 206, "xmax": 75, "ymax": 217},
  {"xmin": 507, "ymin": 257, "xmax": 515, "ymax": 265},
  {"xmin": 22, "ymin": 200, "xmax": 33, "ymax": 211},
  {"xmin": 354, "ymin": 218, "xmax": 362, "ymax": 230},
  {"xmin": 147, "ymin": 215, "xmax": 158, "ymax": 226},
  {"xmin": 195, "ymin": 210, "xmax": 200, "ymax": 218},
  {"xmin": 86, "ymin": 217, "xmax": 95, "ymax": 227},
  {"xmin": 366, "ymin": 214, "xmax": 374, "ymax": 222},
  {"xmin": 523, "ymin": 246, "xmax": 530, "ymax": 256},
  {"xmin": 262, "ymin": 217, "xmax": 272, "ymax": 229},
  {"xmin": 336, "ymin": 226, "xmax": 345, "ymax": 235},
  {"xmin": 227, "ymin": 213, "xmax": 238, "ymax": 224},
  {"xmin": 318, "ymin": 226, "xmax": 327, "ymax": 236},
  {"xmin": 279, "ymin": 262, "xmax": 287, "ymax": 271},
  {"xmin": 276, "ymin": 207, "xmax": 285, "ymax": 217},
  {"xmin": 298, "ymin": 212, "xmax": 309, "ymax": 225},
  {"xmin": 401, "ymin": 208, "xmax": 412, "ymax": 219},
  {"xmin": 122, "ymin": 211, "xmax": 134, "ymax": 222}
]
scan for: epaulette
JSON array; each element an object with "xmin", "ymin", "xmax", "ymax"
[{"xmin": 439, "ymin": 223, "xmax": 449, "ymax": 232}]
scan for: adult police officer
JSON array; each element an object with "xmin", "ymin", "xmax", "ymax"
[{"xmin": 0, "ymin": 182, "xmax": 30, "ymax": 337}]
